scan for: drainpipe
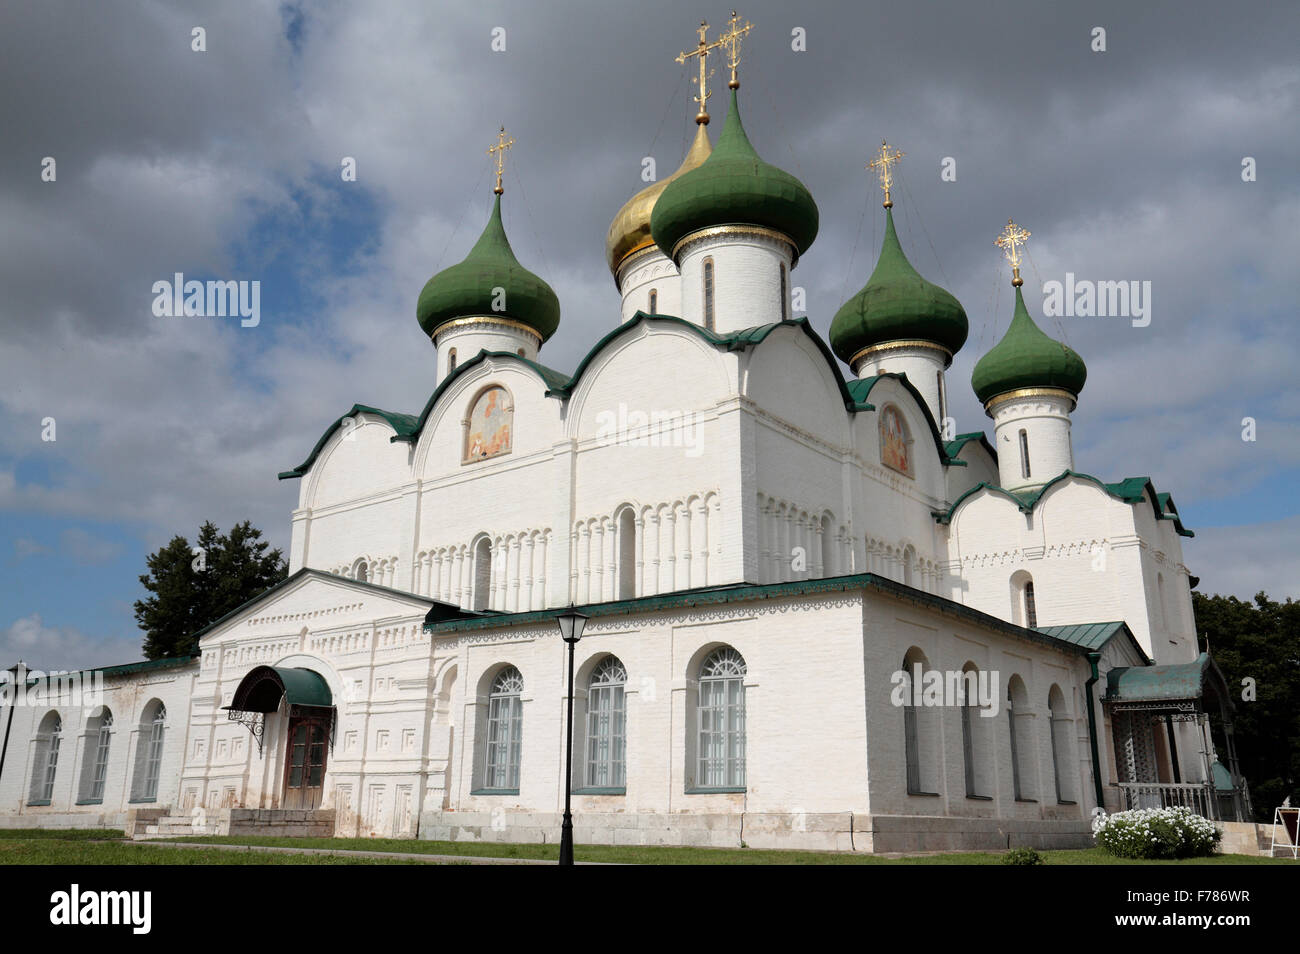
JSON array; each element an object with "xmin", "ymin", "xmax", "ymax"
[
  {"xmin": 0, "ymin": 662, "xmax": 27, "ymax": 789},
  {"xmin": 1085, "ymin": 652, "xmax": 1106, "ymax": 810}
]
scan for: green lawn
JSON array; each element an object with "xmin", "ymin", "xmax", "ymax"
[
  {"xmin": 0, "ymin": 829, "xmax": 1288, "ymax": 865},
  {"xmin": 0, "ymin": 829, "xmax": 424, "ymax": 865}
]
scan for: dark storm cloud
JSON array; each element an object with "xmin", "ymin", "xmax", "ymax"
[{"xmin": 0, "ymin": 0, "xmax": 1296, "ymax": 606}]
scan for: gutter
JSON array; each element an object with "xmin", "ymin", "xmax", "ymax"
[{"xmin": 1085, "ymin": 651, "xmax": 1106, "ymax": 809}]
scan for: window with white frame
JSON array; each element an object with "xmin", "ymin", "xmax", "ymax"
[
  {"xmin": 87, "ymin": 710, "xmax": 114, "ymax": 802},
  {"xmin": 696, "ymin": 647, "xmax": 746, "ymax": 788},
  {"xmin": 31, "ymin": 712, "xmax": 62, "ymax": 804},
  {"xmin": 484, "ymin": 667, "xmax": 523, "ymax": 790},
  {"xmin": 585, "ymin": 656, "xmax": 627, "ymax": 789},
  {"xmin": 133, "ymin": 701, "xmax": 166, "ymax": 802}
]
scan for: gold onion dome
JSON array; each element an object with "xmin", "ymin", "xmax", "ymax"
[{"xmin": 605, "ymin": 123, "xmax": 712, "ymax": 275}]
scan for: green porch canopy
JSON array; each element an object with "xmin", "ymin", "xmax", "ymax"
[
  {"xmin": 1104, "ymin": 652, "xmax": 1230, "ymax": 708},
  {"xmin": 226, "ymin": 665, "xmax": 332, "ymax": 714}
]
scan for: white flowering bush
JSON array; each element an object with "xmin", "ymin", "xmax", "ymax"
[{"xmin": 1092, "ymin": 807, "xmax": 1221, "ymax": 859}]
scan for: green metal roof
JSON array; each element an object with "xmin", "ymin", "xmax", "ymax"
[
  {"xmin": 847, "ymin": 373, "xmax": 961, "ymax": 467},
  {"xmin": 21, "ymin": 653, "xmax": 200, "ymax": 686},
  {"xmin": 545, "ymin": 312, "xmax": 869, "ymax": 416},
  {"xmin": 279, "ymin": 355, "xmax": 569, "ymax": 477},
  {"xmin": 971, "ymin": 285, "xmax": 1087, "ymax": 405},
  {"xmin": 279, "ymin": 404, "xmax": 419, "ymax": 480},
  {"xmin": 1104, "ymin": 652, "xmax": 1224, "ymax": 704},
  {"xmin": 275, "ymin": 666, "xmax": 333, "ymax": 707},
  {"xmin": 1036, "ymin": 621, "xmax": 1150, "ymax": 663},
  {"xmin": 416, "ymin": 193, "xmax": 561, "ymax": 342},
  {"xmin": 423, "ymin": 570, "xmax": 1098, "ymax": 659},
  {"xmin": 392, "ymin": 350, "xmax": 571, "ymax": 447},
  {"xmin": 651, "ymin": 89, "xmax": 819, "ymax": 262},
  {"xmin": 830, "ymin": 207, "xmax": 968, "ymax": 363},
  {"xmin": 933, "ymin": 470, "xmax": 1194, "ymax": 537},
  {"xmin": 284, "ymin": 315, "xmax": 973, "ymax": 482},
  {"xmin": 944, "ymin": 431, "xmax": 997, "ymax": 464}
]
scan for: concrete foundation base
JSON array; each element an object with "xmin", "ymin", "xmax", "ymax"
[{"xmin": 417, "ymin": 810, "xmax": 1094, "ymax": 853}]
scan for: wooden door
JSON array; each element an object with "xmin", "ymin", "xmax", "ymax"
[{"xmin": 282, "ymin": 716, "xmax": 328, "ymax": 809}]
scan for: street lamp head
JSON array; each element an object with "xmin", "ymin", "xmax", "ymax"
[{"xmin": 556, "ymin": 605, "xmax": 589, "ymax": 644}]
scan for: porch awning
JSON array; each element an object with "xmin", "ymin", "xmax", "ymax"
[
  {"xmin": 224, "ymin": 665, "xmax": 333, "ymax": 714},
  {"xmin": 1104, "ymin": 652, "xmax": 1231, "ymax": 710}
]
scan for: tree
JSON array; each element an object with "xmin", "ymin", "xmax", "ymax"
[
  {"xmin": 1193, "ymin": 590, "xmax": 1300, "ymax": 819},
  {"xmin": 135, "ymin": 520, "xmax": 288, "ymax": 659}
]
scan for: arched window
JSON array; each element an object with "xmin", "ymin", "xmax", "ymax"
[
  {"xmin": 902, "ymin": 544, "xmax": 916, "ymax": 588},
  {"xmin": 937, "ymin": 371, "xmax": 948, "ymax": 426},
  {"xmin": 1007, "ymin": 675, "xmax": 1034, "ymax": 801},
  {"xmin": 702, "ymin": 257, "xmax": 715, "ymax": 331},
  {"xmin": 1019, "ymin": 428, "xmax": 1031, "ymax": 479},
  {"xmin": 901, "ymin": 647, "xmax": 938, "ymax": 794},
  {"xmin": 616, "ymin": 507, "xmax": 636, "ymax": 600},
  {"xmin": 697, "ymin": 647, "xmax": 746, "ymax": 788},
  {"xmin": 464, "ymin": 385, "xmax": 513, "ymax": 463},
  {"xmin": 517, "ymin": 348, "xmax": 525, "ymax": 357},
  {"xmin": 472, "ymin": 537, "xmax": 492, "ymax": 611},
  {"xmin": 1023, "ymin": 580, "xmax": 1038, "ymax": 628},
  {"xmin": 352, "ymin": 559, "xmax": 368, "ymax": 583},
  {"xmin": 779, "ymin": 263, "xmax": 788, "ymax": 320},
  {"xmin": 585, "ymin": 656, "xmax": 627, "ymax": 788},
  {"xmin": 447, "ymin": 348, "xmax": 457, "ymax": 373},
  {"xmin": 30, "ymin": 712, "xmax": 62, "ymax": 804},
  {"xmin": 78, "ymin": 708, "xmax": 114, "ymax": 803},
  {"xmin": 131, "ymin": 701, "xmax": 167, "ymax": 802},
  {"xmin": 1010, "ymin": 571, "xmax": 1036, "ymax": 628},
  {"xmin": 960, "ymin": 664, "xmax": 992, "ymax": 798},
  {"xmin": 1048, "ymin": 685, "xmax": 1074, "ymax": 804},
  {"xmin": 484, "ymin": 667, "xmax": 523, "ymax": 791},
  {"xmin": 648, "ymin": 288, "xmax": 658, "ymax": 314},
  {"xmin": 1007, "ymin": 684, "xmax": 1022, "ymax": 799}
]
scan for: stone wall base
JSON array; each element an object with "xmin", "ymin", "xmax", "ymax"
[
  {"xmin": 130, "ymin": 807, "xmax": 337, "ymax": 840},
  {"xmin": 1216, "ymin": 821, "xmax": 1273, "ymax": 857},
  {"xmin": 417, "ymin": 810, "xmax": 1094, "ymax": 854},
  {"xmin": 0, "ymin": 811, "xmax": 126, "ymax": 830}
]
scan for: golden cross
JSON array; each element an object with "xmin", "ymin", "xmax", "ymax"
[
  {"xmin": 867, "ymin": 140, "xmax": 905, "ymax": 209},
  {"xmin": 487, "ymin": 126, "xmax": 514, "ymax": 195},
  {"xmin": 676, "ymin": 20, "xmax": 723, "ymax": 124},
  {"xmin": 995, "ymin": 218, "xmax": 1031, "ymax": 286},
  {"xmin": 716, "ymin": 10, "xmax": 753, "ymax": 90}
]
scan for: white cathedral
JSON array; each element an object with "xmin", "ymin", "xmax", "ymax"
[{"xmin": 0, "ymin": 34, "xmax": 1252, "ymax": 853}]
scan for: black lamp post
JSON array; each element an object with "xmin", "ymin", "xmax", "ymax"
[{"xmin": 556, "ymin": 605, "xmax": 588, "ymax": 866}]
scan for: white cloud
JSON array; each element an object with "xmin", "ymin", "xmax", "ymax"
[
  {"xmin": 0, "ymin": 614, "xmax": 143, "ymax": 673},
  {"xmin": 1189, "ymin": 517, "xmax": 1300, "ymax": 602}
]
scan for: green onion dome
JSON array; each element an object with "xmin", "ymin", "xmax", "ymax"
[
  {"xmin": 650, "ymin": 89, "xmax": 818, "ymax": 263},
  {"xmin": 829, "ymin": 207, "xmax": 968, "ymax": 365},
  {"xmin": 416, "ymin": 194, "xmax": 560, "ymax": 342},
  {"xmin": 971, "ymin": 285, "xmax": 1087, "ymax": 405}
]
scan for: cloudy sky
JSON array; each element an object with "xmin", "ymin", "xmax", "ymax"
[{"xmin": 2, "ymin": 0, "xmax": 1296, "ymax": 669}]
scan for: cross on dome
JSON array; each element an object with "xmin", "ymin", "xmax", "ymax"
[
  {"xmin": 996, "ymin": 218, "xmax": 1031, "ymax": 287},
  {"xmin": 488, "ymin": 126, "xmax": 514, "ymax": 195},
  {"xmin": 867, "ymin": 140, "xmax": 905, "ymax": 209}
]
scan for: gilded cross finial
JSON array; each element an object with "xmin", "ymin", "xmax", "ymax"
[
  {"xmin": 996, "ymin": 218, "xmax": 1031, "ymax": 287},
  {"xmin": 487, "ymin": 126, "xmax": 514, "ymax": 195},
  {"xmin": 676, "ymin": 20, "xmax": 724, "ymax": 124},
  {"xmin": 717, "ymin": 10, "xmax": 753, "ymax": 90},
  {"xmin": 867, "ymin": 139, "xmax": 905, "ymax": 209}
]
